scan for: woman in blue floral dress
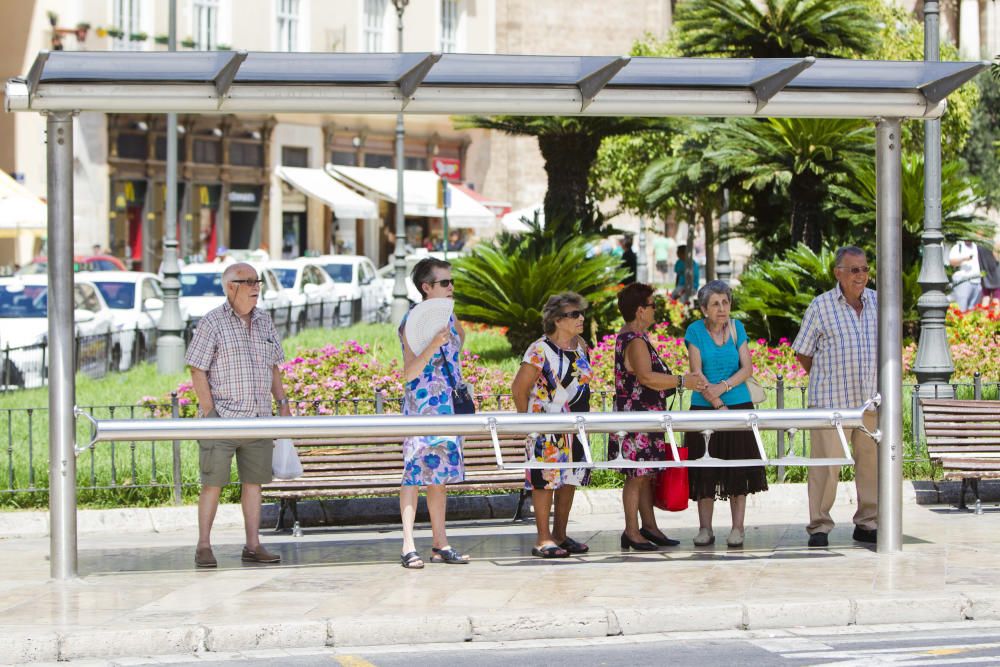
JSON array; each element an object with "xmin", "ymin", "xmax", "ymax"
[
  {"xmin": 397, "ymin": 257, "xmax": 468, "ymax": 569},
  {"xmin": 512, "ymin": 292, "xmax": 594, "ymax": 558}
]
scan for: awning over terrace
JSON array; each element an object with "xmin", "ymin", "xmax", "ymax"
[
  {"xmin": 4, "ymin": 51, "xmax": 988, "ymax": 119},
  {"xmin": 274, "ymin": 166, "xmax": 379, "ymax": 220}
]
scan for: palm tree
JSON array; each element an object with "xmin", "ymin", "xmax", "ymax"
[
  {"xmin": 673, "ymin": 0, "xmax": 878, "ymax": 59},
  {"xmin": 706, "ymin": 117, "xmax": 872, "ymax": 254},
  {"xmin": 455, "ymin": 116, "xmax": 671, "ymax": 238}
]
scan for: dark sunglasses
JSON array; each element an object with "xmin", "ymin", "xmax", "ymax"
[
  {"xmin": 643, "ymin": 301, "xmax": 656, "ymax": 308},
  {"xmin": 230, "ymin": 279, "xmax": 263, "ymax": 286},
  {"xmin": 837, "ymin": 266, "xmax": 870, "ymax": 274},
  {"xmin": 427, "ymin": 279, "xmax": 454, "ymax": 288},
  {"xmin": 558, "ymin": 309, "xmax": 586, "ymax": 320}
]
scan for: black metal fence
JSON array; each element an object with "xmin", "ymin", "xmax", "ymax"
[
  {"xmin": 0, "ymin": 296, "xmax": 364, "ymax": 394},
  {"xmin": 2, "ymin": 376, "xmax": 997, "ymax": 505}
]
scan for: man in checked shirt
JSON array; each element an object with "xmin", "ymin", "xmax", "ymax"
[
  {"xmin": 186, "ymin": 262, "xmax": 292, "ymax": 568},
  {"xmin": 792, "ymin": 246, "xmax": 879, "ymax": 548}
]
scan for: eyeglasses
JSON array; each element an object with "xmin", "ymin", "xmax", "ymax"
[
  {"xmin": 230, "ymin": 279, "xmax": 263, "ymax": 286},
  {"xmin": 428, "ymin": 279, "xmax": 454, "ymax": 288},
  {"xmin": 558, "ymin": 310, "xmax": 586, "ymax": 320},
  {"xmin": 837, "ymin": 266, "xmax": 870, "ymax": 274},
  {"xmin": 643, "ymin": 301, "xmax": 656, "ymax": 308}
]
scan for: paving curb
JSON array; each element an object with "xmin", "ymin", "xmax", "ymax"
[
  {"xmin": 7, "ymin": 591, "xmax": 999, "ymax": 664},
  {"xmin": 2, "ymin": 480, "xmax": 998, "ymax": 539}
]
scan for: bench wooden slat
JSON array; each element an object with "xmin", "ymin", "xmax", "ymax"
[{"xmin": 920, "ymin": 399, "xmax": 1000, "ymax": 489}]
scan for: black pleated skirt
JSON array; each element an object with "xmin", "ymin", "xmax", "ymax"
[{"xmin": 684, "ymin": 402, "xmax": 769, "ymax": 501}]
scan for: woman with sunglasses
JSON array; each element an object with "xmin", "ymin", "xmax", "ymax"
[
  {"xmin": 610, "ymin": 282, "xmax": 703, "ymax": 551},
  {"xmin": 511, "ymin": 292, "xmax": 594, "ymax": 558},
  {"xmin": 396, "ymin": 257, "xmax": 469, "ymax": 569}
]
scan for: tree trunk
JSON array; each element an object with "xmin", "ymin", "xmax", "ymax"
[
  {"xmin": 701, "ymin": 200, "xmax": 716, "ymax": 282},
  {"xmin": 685, "ymin": 210, "xmax": 697, "ymax": 304},
  {"xmin": 537, "ymin": 132, "xmax": 603, "ymax": 237}
]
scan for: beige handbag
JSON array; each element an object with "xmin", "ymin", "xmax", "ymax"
[{"xmin": 729, "ymin": 320, "xmax": 766, "ymax": 405}]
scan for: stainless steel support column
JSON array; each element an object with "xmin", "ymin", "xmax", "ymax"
[
  {"xmin": 47, "ymin": 111, "xmax": 78, "ymax": 579},
  {"xmin": 876, "ymin": 117, "xmax": 904, "ymax": 554},
  {"xmin": 913, "ymin": 0, "xmax": 956, "ymax": 399},
  {"xmin": 157, "ymin": 0, "xmax": 186, "ymax": 373},
  {"xmin": 390, "ymin": 0, "xmax": 410, "ymax": 325}
]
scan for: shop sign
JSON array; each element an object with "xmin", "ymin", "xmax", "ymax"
[
  {"xmin": 431, "ymin": 157, "xmax": 461, "ymax": 181},
  {"xmin": 228, "ymin": 187, "xmax": 259, "ymax": 206}
]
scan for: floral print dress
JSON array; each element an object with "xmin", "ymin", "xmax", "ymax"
[
  {"xmin": 608, "ymin": 330, "xmax": 675, "ymax": 478},
  {"xmin": 398, "ymin": 311, "xmax": 465, "ymax": 486},
  {"xmin": 522, "ymin": 337, "xmax": 593, "ymax": 490}
]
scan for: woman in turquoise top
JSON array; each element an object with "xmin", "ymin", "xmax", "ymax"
[{"xmin": 683, "ymin": 280, "xmax": 767, "ymax": 549}]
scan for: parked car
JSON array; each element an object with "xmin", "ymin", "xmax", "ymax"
[
  {"xmin": 16, "ymin": 254, "xmax": 127, "ymax": 275},
  {"xmin": 78, "ymin": 271, "xmax": 192, "ymax": 370},
  {"xmin": 265, "ymin": 259, "xmax": 340, "ymax": 329},
  {"xmin": 0, "ymin": 275, "xmax": 115, "ymax": 388},
  {"xmin": 311, "ymin": 254, "xmax": 390, "ymax": 324},
  {"xmin": 178, "ymin": 263, "xmax": 292, "ymax": 332},
  {"xmin": 377, "ymin": 250, "xmax": 467, "ymax": 305}
]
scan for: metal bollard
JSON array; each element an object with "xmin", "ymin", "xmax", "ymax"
[
  {"xmin": 776, "ymin": 375, "xmax": 786, "ymax": 483},
  {"xmin": 911, "ymin": 384, "xmax": 922, "ymax": 458},
  {"xmin": 171, "ymin": 392, "xmax": 182, "ymax": 506},
  {"xmin": 974, "ymin": 372, "xmax": 982, "ymax": 401},
  {"xmin": 375, "ymin": 390, "xmax": 384, "ymax": 414}
]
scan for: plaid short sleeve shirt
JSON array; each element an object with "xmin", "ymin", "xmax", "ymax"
[
  {"xmin": 791, "ymin": 285, "xmax": 878, "ymax": 409},
  {"xmin": 185, "ymin": 301, "xmax": 284, "ymax": 418}
]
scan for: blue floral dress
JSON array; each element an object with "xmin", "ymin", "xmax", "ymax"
[{"xmin": 398, "ymin": 311, "xmax": 465, "ymax": 486}]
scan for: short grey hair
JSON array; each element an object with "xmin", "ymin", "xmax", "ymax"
[
  {"xmin": 696, "ymin": 280, "xmax": 733, "ymax": 311},
  {"xmin": 541, "ymin": 291, "xmax": 587, "ymax": 335},
  {"xmin": 834, "ymin": 246, "xmax": 866, "ymax": 267},
  {"xmin": 221, "ymin": 262, "xmax": 256, "ymax": 289}
]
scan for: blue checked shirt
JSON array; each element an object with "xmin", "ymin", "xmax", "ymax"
[{"xmin": 792, "ymin": 285, "xmax": 878, "ymax": 409}]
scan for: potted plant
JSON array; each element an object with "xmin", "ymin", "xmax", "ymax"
[
  {"xmin": 47, "ymin": 11, "xmax": 58, "ymax": 27},
  {"xmin": 105, "ymin": 27, "xmax": 124, "ymax": 39},
  {"xmin": 129, "ymin": 31, "xmax": 148, "ymax": 42},
  {"xmin": 154, "ymin": 34, "xmax": 169, "ymax": 45},
  {"xmin": 180, "ymin": 36, "xmax": 196, "ymax": 49},
  {"xmin": 215, "ymin": 43, "xmax": 232, "ymax": 51}
]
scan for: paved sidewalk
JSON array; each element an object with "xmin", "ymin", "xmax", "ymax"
[{"xmin": 1, "ymin": 492, "xmax": 998, "ymax": 664}]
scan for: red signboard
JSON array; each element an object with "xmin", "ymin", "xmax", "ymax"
[{"xmin": 431, "ymin": 157, "xmax": 462, "ymax": 181}]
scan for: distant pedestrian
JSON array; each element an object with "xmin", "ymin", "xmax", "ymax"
[
  {"xmin": 792, "ymin": 246, "xmax": 878, "ymax": 548},
  {"xmin": 511, "ymin": 292, "xmax": 593, "ymax": 558},
  {"xmin": 653, "ymin": 235, "xmax": 675, "ymax": 284},
  {"xmin": 397, "ymin": 257, "xmax": 469, "ymax": 569},
  {"xmin": 977, "ymin": 244, "xmax": 1000, "ymax": 307},
  {"xmin": 949, "ymin": 240, "xmax": 981, "ymax": 311},
  {"xmin": 670, "ymin": 245, "xmax": 699, "ymax": 301},
  {"xmin": 186, "ymin": 262, "xmax": 290, "ymax": 568},
  {"xmin": 620, "ymin": 235, "xmax": 637, "ymax": 284},
  {"xmin": 684, "ymin": 280, "xmax": 767, "ymax": 549}
]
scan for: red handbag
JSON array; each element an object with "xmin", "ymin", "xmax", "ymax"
[{"xmin": 653, "ymin": 447, "xmax": 689, "ymax": 512}]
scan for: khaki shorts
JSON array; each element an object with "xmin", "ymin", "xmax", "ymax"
[{"xmin": 199, "ymin": 409, "xmax": 273, "ymax": 487}]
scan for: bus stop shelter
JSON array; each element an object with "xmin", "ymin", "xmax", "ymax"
[{"xmin": 3, "ymin": 50, "xmax": 988, "ymax": 580}]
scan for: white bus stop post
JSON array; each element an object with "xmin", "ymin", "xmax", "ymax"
[
  {"xmin": 875, "ymin": 117, "xmax": 904, "ymax": 554},
  {"xmin": 47, "ymin": 111, "xmax": 78, "ymax": 579}
]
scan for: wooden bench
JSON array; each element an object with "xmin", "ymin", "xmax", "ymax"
[
  {"xmin": 262, "ymin": 432, "xmax": 530, "ymax": 530},
  {"xmin": 922, "ymin": 399, "xmax": 1000, "ymax": 509}
]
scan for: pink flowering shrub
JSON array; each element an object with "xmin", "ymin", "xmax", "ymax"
[{"xmin": 903, "ymin": 302, "xmax": 1000, "ymax": 380}]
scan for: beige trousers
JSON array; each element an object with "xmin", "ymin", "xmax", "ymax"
[{"xmin": 807, "ymin": 411, "xmax": 878, "ymax": 535}]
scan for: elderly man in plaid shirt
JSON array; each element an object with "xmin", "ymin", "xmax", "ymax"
[
  {"xmin": 792, "ymin": 246, "xmax": 879, "ymax": 548},
  {"xmin": 186, "ymin": 262, "xmax": 292, "ymax": 568}
]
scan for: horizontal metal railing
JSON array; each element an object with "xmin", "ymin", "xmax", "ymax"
[{"xmin": 78, "ymin": 396, "xmax": 880, "ymax": 471}]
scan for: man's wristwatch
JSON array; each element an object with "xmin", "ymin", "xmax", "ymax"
[
  {"xmin": 677, "ymin": 374, "xmax": 684, "ymax": 388},
  {"xmin": 277, "ymin": 398, "xmax": 290, "ymax": 406}
]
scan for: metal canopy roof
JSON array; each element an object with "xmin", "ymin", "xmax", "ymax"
[{"xmin": 5, "ymin": 50, "xmax": 988, "ymax": 119}]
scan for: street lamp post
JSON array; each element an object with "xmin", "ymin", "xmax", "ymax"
[
  {"xmin": 156, "ymin": 0, "xmax": 186, "ymax": 373},
  {"xmin": 912, "ymin": 0, "xmax": 955, "ymax": 399},
  {"xmin": 390, "ymin": 0, "xmax": 410, "ymax": 324}
]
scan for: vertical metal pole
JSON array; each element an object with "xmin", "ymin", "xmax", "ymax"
[
  {"xmin": 636, "ymin": 220, "xmax": 648, "ymax": 284},
  {"xmin": 716, "ymin": 189, "xmax": 732, "ymax": 283},
  {"xmin": 876, "ymin": 117, "xmax": 904, "ymax": 554},
  {"xmin": 913, "ymin": 0, "xmax": 955, "ymax": 400},
  {"xmin": 776, "ymin": 375, "xmax": 786, "ymax": 482},
  {"xmin": 390, "ymin": 0, "xmax": 410, "ymax": 324},
  {"xmin": 974, "ymin": 371, "xmax": 983, "ymax": 400},
  {"xmin": 171, "ymin": 391, "xmax": 182, "ymax": 506},
  {"xmin": 47, "ymin": 111, "xmax": 78, "ymax": 579},
  {"xmin": 157, "ymin": 0, "xmax": 186, "ymax": 373}
]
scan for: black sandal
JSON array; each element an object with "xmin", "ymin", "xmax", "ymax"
[
  {"xmin": 431, "ymin": 546, "xmax": 469, "ymax": 564},
  {"xmin": 400, "ymin": 550, "xmax": 424, "ymax": 569},
  {"xmin": 531, "ymin": 545, "xmax": 570, "ymax": 559},
  {"xmin": 558, "ymin": 537, "xmax": 589, "ymax": 554}
]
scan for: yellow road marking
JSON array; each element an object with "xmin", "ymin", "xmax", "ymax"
[
  {"xmin": 334, "ymin": 655, "xmax": 378, "ymax": 667},
  {"xmin": 926, "ymin": 648, "xmax": 968, "ymax": 655}
]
